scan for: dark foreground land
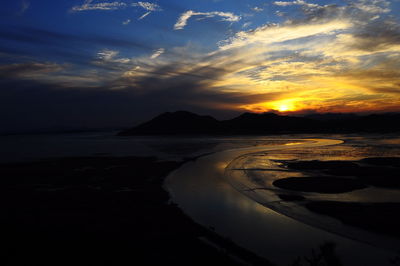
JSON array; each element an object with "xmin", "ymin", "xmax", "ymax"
[
  {"xmin": 0, "ymin": 156, "xmax": 269, "ymax": 266},
  {"xmin": 306, "ymin": 201, "xmax": 400, "ymax": 239}
]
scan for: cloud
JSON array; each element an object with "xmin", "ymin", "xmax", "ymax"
[
  {"xmin": 150, "ymin": 48, "xmax": 165, "ymax": 59},
  {"xmin": 71, "ymin": 0, "xmax": 162, "ymax": 20},
  {"xmin": 132, "ymin": 2, "xmax": 162, "ymax": 20},
  {"xmin": 3, "ymin": 0, "xmax": 400, "ymax": 133},
  {"xmin": 218, "ymin": 20, "xmax": 351, "ymax": 50},
  {"xmin": 71, "ymin": 2, "xmax": 127, "ymax": 12},
  {"xmin": 273, "ymin": 0, "xmax": 391, "ymax": 24},
  {"xmin": 161, "ymin": 0, "xmax": 399, "ymax": 113},
  {"xmin": 274, "ymin": 0, "xmax": 319, "ymax": 8},
  {"xmin": 251, "ymin": 7, "xmax": 264, "ymax": 12},
  {"xmin": 338, "ymin": 20, "xmax": 400, "ymax": 53},
  {"xmin": 138, "ymin": 11, "xmax": 151, "ymax": 20},
  {"xmin": 131, "ymin": 2, "xmax": 161, "ymax": 12},
  {"xmin": 0, "ymin": 26, "xmax": 158, "ymax": 64},
  {"xmin": 174, "ymin": 10, "xmax": 241, "ymax": 30},
  {"xmin": 0, "ymin": 59, "xmax": 281, "ymax": 132},
  {"xmin": 79, "ymin": 0, "xmax": 399, "ymax": 114},
  {"xmin": 21, "ymin": 0, "xmax": 400, "ymax": 115},
  {"xmin": 0, "ymin": 62, "xmax": 65, "ymax": 79},
  {"xmin": 96, "ymin": 49, "xmax": 131, "ymax": 64},
  {"xmin": 351, "ymin": 0, "xmax": 390, "ymax": 14},
  {"xmin": 242, "ymin": 22, "xmax": 252, "ymax": 28}
]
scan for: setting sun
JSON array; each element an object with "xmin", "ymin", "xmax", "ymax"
[
  {"xmin": 277, "ymin": 104, "xmax": 290, "ymax": 112},
  {"xmin": 271, "ymin": 100, "xmax": 298, "ymax": 112}
]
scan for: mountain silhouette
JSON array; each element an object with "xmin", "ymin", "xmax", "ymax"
[
  {"xmin": 118, "ymin": 111, "xmax": 221, "ymax": 135},
  {"xmin": 118, "ymin": 111, "xmax": 400, "ymax": 135}
]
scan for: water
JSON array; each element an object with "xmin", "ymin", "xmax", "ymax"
[
  {"xmin": 0, "ymin": 131, "xmax": 315, "ymax": 163},
  {"xmin": 2, "ymin": 132, "xmax": 400, "ymax": 265},
  {"xmin": 166, "ymin": 135, "xmax": 400, "ymax": 266}
]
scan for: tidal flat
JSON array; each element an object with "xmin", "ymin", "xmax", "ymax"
[{"xmin": 2, "ymin": 133, "xmax": 400, "ymax": 266}]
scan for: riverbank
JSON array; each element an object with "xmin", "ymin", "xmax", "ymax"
[{"xmin": 0, "ymin": 156, "xmax": 269, "ymax": 266}]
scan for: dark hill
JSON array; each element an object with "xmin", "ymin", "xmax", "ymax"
[
  {"xmin": 117, "ymin": 111, "xmax": 221, "ymax": 135},
  {"xmin": 117, "ymin": 111, "xmax": 400, "ymax": 136}
]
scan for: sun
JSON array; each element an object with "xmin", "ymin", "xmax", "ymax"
[
  {"xmin": 239, "ymin": 99, "xmax": 300, "ymax": 113},
  {"xmin": 277, "ymin": 104, "xmax": 290, "ymax": 112},
  {"xmin": 271, "ymin": 100, "xmax": 297, "ymax": 112}
]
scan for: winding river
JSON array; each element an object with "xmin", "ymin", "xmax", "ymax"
[{"xmin": 165, "ymin": 138, "xmax": 399, "ymax": 266}]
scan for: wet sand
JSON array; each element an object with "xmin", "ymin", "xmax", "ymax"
[{"xmin": 167, "ymin": 139, "xmax": 399, "ymax": 265}]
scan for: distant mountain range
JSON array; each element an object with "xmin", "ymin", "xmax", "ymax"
[{"xmin": 117, "ymin": 111, "xmax": 400, "ymax": 135}]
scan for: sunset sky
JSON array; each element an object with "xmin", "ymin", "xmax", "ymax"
[{"xmin": 1, "ymin": 0, "xmax": 400, "ymax": 131}]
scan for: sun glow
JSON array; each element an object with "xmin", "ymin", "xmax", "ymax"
[
  {"xmin": 277, "ymin": 104, "xmax": 290, "ymax": 112},
  {"xmin": 271, "ymin": 99, "xmax": 298, "ymax": 112},
  {"xmin": 240, "ymin": 99, "xmax": 301, "ymax": 113}
]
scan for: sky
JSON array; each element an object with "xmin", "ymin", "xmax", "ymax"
[{"xmin": 1, "ymin": 0, "xmax": 400, "ymax": 131}]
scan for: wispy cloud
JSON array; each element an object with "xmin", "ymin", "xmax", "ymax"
[
  {"xmin": 71, "ymin": 1, "xmax": 162, "ymax": 20},
  {"xmin": 242, "ymin": 22, "xmax": 252, "ymax": 28},
  {"xmin": 96, "ymin": 49, "xmax": 131, "ymax": 64},
  {"xmin": 351, "ymin": 0, "xmax": 390, "ymax": 14},
  {"xmin": 8, "ymin": 0, "xmax": 400, "ymax": 117},
  {"xmin": 138, "ymin": 11, "xmax": 151, "ymax": 20},
  {"xmin": 251, "ymin": 7, "xmax": 264, "ymax": 12},
  {"xmin": 150, "ymin": 48, "xmax": 165, "ymax": 59},
  {"xmin": 132, "ymin": 2, "xmax": 162, "ymax": 20},
  {"xmin": 273, "ymin": 0, "xmax": 319, "ymax": 8},
  {"xmin": 0, "ymin": 62, "xmax": 66, "ymax": 81},
  {"xmin": 122, "ymin": 19, "xmax": 131, "ymax": 25},
  {"xmin": 174, "ymin": 10, "xmax": 241, "ymax": 30},
  {"xmin": 131, "ymin": 2, "xmax": 161, "ymax": 12},
  {"xmin": 218, "ymin": 20, "xmax": 351, "ymax": 50},
  {"xmin": 71, "ymin": 2, "xmax": 127, "ymax": 12},
  {"xmin": 120, "ymin": 0, "xmax": 399, "ymax": 113}
]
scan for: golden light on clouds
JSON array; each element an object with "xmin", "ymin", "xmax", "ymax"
[
  {"xmin": 274, "ymin": 100, "xmax": 298, "ymax": 112},
  {"xmin": 241, "ymin": 99, "xmax": 301, "ymax": 113},
  {"xmin": 7, "ymin": 0, "xmax": 399, "ymax": 116}
]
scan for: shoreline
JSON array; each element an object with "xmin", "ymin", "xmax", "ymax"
[{"xmin": 166, "ymin": 138, "xmax": 400, "ymax": 265}]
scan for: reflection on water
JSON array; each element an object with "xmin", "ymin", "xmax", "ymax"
[
  {"xmin": 166, "ymin": 135, "xmax": 400, "ymax": 266},
  {"xmin": 2, "ymin": 132, "xmax": 399, "ymax": 265}
]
